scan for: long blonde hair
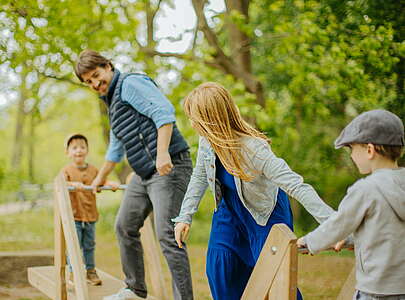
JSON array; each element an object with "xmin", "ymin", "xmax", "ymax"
[{"xmin": 184, "ymin": 82, "xmax": 270, "ymax": 181}]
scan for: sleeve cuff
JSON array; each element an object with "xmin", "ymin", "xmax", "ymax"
[
  {"xmin": 155, "ymin": 116, "xmax": 176, "ymax": 129},
  {"xmin": 105, "ymin": 153, "xmax": 123, "ymax": 163},
  {"xmin": 304, "ymin": 234, "xmax": 320, "ymax": 255},
  {"xmin": 171, "ymin": 215, "xmax": 192, "ymax": 224}
]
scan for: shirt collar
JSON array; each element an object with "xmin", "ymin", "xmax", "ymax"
[{"xmin": 100, "ymin": 68, "xmax": 120, "ymax": 106}]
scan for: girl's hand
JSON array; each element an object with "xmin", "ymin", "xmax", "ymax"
[
  {"xmin": 297, "ymin": 237, "xmax": 310, "ymax": 254},
  {"xmin": 333, "ymin": 239, "xmax": 346, "ymax": 252},
  {"xmin": 174, "ymin": 222, "xmax": 190, "ymax": 249}
]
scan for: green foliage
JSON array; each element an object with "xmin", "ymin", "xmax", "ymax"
[{"xmin": 0, "ymin": 0, "xmax": 403, "ymax": 231}]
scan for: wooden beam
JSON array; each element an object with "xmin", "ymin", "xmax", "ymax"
[
  {"xmin": 241, "ymin": 224, "xmax": 297, "ymax": 300},
  {"xmin": 54, "ymin": 191, "xmax": 67, "ymax": 300},
  {"xmin": 140, "ymin": 215, "xmax": 168, "ymax": 300},
  {"xmin": 267, "ymin": 234, "xmax": 297, "ymax": 300},
  {"xmin": 28, "ymin": 266, "xmax": 158, "ymax": 300},
  {"xmin": 337, "ymin": 266, "xmax": 356, "ymax": 300},
  {"xmin": 54, "ymin": 174, "xmax": 89, "ymax": 300}
]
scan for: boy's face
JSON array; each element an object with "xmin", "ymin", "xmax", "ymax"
[
  {"xmin": 67, "ymin": 138, "xmax": 88, "ymax": 165},
  {"xmin": 349, "ymin": 144, "xmax": 372, "ymax": 174},
  {"xmin": 81, "ymin": 64, "xmax": 113, "ymax": 96}
]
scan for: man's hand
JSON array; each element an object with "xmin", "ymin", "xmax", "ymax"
[
  {"xmin": 156, "ymin": 151, "xmax": 173, "ymax": 176},
  {"xmin": 91, "ymin": 175, "xmax": 105, "ymax": 194},
  {"xmin": 174, "ymin": 222, "xmax": 190, "ymax": 249},
  {"xmin": 104, "ymin": 180, "xmax": 120, "ymax": 192}
]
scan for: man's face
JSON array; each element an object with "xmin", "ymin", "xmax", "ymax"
[{"xmin": 81, "ymin": 64, "xmax": 113, "ymax": 96}]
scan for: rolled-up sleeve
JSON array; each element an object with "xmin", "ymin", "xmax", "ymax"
[
  {"xmin": 121, "ymin": 75, "xmax": 176, "ymax": 128},
  {"xmin": 172, "ymin": 137, "xmax": 209, "ymax": 224},
  {"xmin": 105, "ymin": 129, "xmax": 125, "ymax": 162}
]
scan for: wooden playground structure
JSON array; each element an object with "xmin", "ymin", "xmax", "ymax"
[
  {"xmin": 28, "ymin": 173, "xmax": 167, "ymax": 300},
  {"xmin": 28, "ymin": 173, "xmax": 356, "ymax": 299}
]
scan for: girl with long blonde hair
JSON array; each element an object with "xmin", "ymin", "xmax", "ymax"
[{"xmin": 173, "ymin": 82, "xmax": 334, "ymax": 300}]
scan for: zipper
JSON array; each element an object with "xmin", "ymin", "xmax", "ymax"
[{"xmin": 139, "ymin": 133, "xmax": 155, "ymax": 163}]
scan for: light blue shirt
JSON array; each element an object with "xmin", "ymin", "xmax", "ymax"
[{"xmin": 105, "ymin": 74, "xmax": 176, "ymax": 162}]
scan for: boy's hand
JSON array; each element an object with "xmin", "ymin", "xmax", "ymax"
[
  {"xmin": 70, "ymin": 182, "xmax": 85, "ymax": 191},
  {"xmin": 174, "ymin": 222, "xmax": 190, "ymax": 249}
]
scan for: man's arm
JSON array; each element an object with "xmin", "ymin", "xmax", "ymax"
[
  {"xmin": 156, "ymin": 123, "xmax": 174, "ymax": 176},
  {"xmin": 121, "ymin": 75, "xmax": 177, "ymax": 176},
  {"xmin": 92, "ymin": 130, "xmax": 123, "ymax": 193}
]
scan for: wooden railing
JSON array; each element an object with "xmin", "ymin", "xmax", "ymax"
[
  {"xmin": 28, "ymin": 173, "xmax": 168, "ymax": 300},
  {"xmin": 241, "ymin": 223, "xmax": 356, "ymax": 300}
]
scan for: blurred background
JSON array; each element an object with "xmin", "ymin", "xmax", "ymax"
[{"xmin": 0, "ymin": 0, "xmax": 403, "ymax": 299}]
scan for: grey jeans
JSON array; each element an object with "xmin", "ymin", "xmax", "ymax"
[
  {"xmin": 354, "ymin": 291, "xmax": 405, "ymax": 300},
  {"xmin": 115, "ymin": 151, "xmax": 193, "ymax": 300}
]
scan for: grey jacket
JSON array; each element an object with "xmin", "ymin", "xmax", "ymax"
[
  {"xmin": 173, "ymin": 136, "xmax": 334, "ymax": 226},
  {"xmin": 305, "ymin": 168, "xmax": 405, "ymax": 295}
]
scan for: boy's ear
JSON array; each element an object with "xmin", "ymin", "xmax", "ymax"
[{"xmin": 366, "ymin": 143, "xmax": 376, "ymax": 159}]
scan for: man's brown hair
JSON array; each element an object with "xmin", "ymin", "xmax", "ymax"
[{"xmin": 74, "ymin": 50, "xmax": 114, "ymax": 82}]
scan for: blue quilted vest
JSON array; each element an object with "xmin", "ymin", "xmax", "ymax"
[{"xmin": 101, "ymin": 69, "xmax": 189, "ymax": 179}]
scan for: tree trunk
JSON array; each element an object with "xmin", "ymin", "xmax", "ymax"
[
  {"xmin": 191, "ymin": 0, "xmax": 265, "ymax": 107},
  {"xmin": 28, "ymin": 113, "xmax": 36, "ymax": 182},
  {"xmin": 11, "ymin": 77, "xmax": 28, "ymax": 173},
  {"xmin": 225, "ymin": 0, "xmax": 251, "ymax": 73}
]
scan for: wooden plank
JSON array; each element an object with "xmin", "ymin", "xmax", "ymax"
[
  {"xmin": 54, "ymin": 174, "xmax": 89, "ymax": 300},
  {"xmin": 241, "ymin": 224, "xmax": 297, "ymax": 300},
  {"xmin": 337, "ymin": 266, "xmax": 356, "ymax": 300},
  {"xmin": 28, "ymin": 266, "xmax": 158, "ymax": 300},
  {"xmin": 54, "ymin": 189, "xmax": 67, "ymax": 300},
  {"xmin": 140, "ymin": 215, "xmax": 168, "ymax": 300},
  {"xmin": 267, "ymin": 239, "xmax": 297, "ymax": 300}
]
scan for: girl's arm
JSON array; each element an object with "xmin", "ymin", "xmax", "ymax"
[
  {"xmin": 250, "ymin": 139, "xmax": 335, "ymax": 223},
  {"xmin": 300, "ymin": 181, "xmax": 368, "ymax": 254},
  {"xmin": 172, "ymin": 137, "xmax": 209, "ymax": 225}
]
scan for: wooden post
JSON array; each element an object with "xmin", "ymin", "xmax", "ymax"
[
  {"xmin": 140, "ymin": 215, "xmax": 168, "ymax": 300},
  {"xmin": 54, "ymin": 189, "xmax": 67, "ymax": 300},
  {"xmin": 241, "ymin": 224, "xmax": 297, "ymax": 300},
  {"xmin": 337, "ymin": 266, "xmax": 356, "ymax": 300},
  {"xmin": 54, "ymin": 174, "xmax": 89, "ymax": 300}
]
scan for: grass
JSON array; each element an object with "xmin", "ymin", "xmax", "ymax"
[{"xmin": 0, "ymin": 192, "xmax": 355, "ymax": 300}]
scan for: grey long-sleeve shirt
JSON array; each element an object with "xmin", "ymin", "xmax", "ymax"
[{"xmin": 304, "ymin": 168, "xmax": 405, "ymax": 295}]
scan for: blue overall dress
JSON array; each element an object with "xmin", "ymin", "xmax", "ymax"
[{"xmin": 206, "ymin": 158, "xmax": 303, "ymax": 300}]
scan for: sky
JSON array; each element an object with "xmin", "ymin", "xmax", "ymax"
[{"xmin": 0, "ymin": 0, "xmax": 226, "ymax": 106}]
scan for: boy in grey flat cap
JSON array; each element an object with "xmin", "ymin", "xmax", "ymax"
[{"xmin": 297, "ymin": 109, "xmax": 405, "ymax": 300}]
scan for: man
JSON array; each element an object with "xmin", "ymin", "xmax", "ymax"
[{"xmin": 74, "ymin": 50, "xmax": 193, "ymax": 300}]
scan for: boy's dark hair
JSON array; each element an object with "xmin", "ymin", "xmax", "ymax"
[
  {"xmin": 374, "ymin": 145, "xmax": 403, "ymax": 161},
  {"xmin": 66, "ymin": 134, "xmax": 88, "ymax": 149},
  {"xmin": 74, "ymin": 49, "xmax": 114, "ymax": 82}
]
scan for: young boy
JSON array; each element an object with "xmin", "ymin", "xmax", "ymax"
[
  {"xmin": 62, "ymin": 133, "xmax": 118, "ymax": 286},
  {"xmin": 297, "ymin": 109, "xmax": 405, "ymax": 300}
]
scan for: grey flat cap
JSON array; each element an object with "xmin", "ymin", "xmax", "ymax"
[{"xmin": 334, "ymin": 109, "xmax": 404, "ymax": 149}]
